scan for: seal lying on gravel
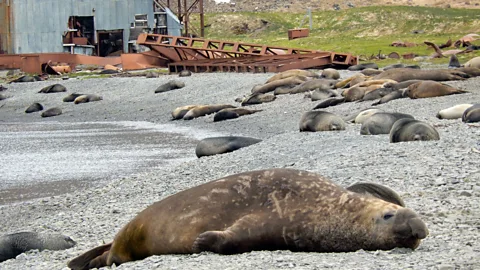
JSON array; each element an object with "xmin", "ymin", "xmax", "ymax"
[
  {"xmin": 73, "ymin": 94, "xmax": 103, "ymax": 104},
  {"xmin": 0, "ymin": 231, "xmax": 76, "ymax": 262},
  {"xmin": 390, "ymin": 119, "xmax": 440, "ymax": 143},
  {"xmin": 183, "ymin": 104, "xmax": 236, "ymax": 120},
  {"xmin": 462, "ymin": 104, "xmax": 480, "ymax": 123},
  {"xmin": 67, "ymin": 168, "xmax": 428, "ymax": 270},
  {"xmin": 154, "ymin": 80, "xmax": 186, "ymax": 93},
  {"xmin": 213, "ymin": 108, "xmax": 262, "ymax": 122},
  {"xmin": 265, "ymin": 69, "xmax": 319, "ymax": 83},
  {"xmin": 195, "ymin": 136, "xmax": 262, "ymax": 157},
  {"xmin": 405, "ymin": 81, "xmax": 467, "ymax": 99},
  {"xmin": 436, "ymin": 104, "xmax": 473, "ymax": 119},
  {"xmin": 239, "ymin": 93, "xmax": 276, "ymax": 106},
  {"xmin": 171, "ymin": 105, "xmax": 201, "ymax": 120},
  {"xmin": 360, "ymin": 112, "xmax": 414, "ymax": 135},
  {"xmin": 41, "ymin": 107, "xmax": 62, "ymax": 118},
  {"xmin": 373, "ymin": 68, "xmax": 469, "ymax": 82},
  {"xmin": 299, "ymin": 111, "xmax": 346, "ymax": 132},
  {"xmin": 25, "ymin": 103, "xmax": 44, "ymax": 113},
  {"xmin": 63, "ymin": 93, "xmax": 85, "ymax": 102},
  {"xmin": 38, "ymin": 84, "xmax": 66, "ymax": 93}
]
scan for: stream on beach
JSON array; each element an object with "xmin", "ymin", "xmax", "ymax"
[{"xmin": 0, "ymin": 121, "xmax": 217, "ymax": 205}]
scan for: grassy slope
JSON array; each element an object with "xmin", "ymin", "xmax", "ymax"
[{"xmin": 192, "ymin": 6, "xmax": 480, "ymax": 67}]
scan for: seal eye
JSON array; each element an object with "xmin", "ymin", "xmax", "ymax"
[{"xmin": 383, "ymin": 213, "xmax": 394, "ymax": 220}]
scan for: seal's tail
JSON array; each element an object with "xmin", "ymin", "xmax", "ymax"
[{"xmin": 68, "ymin": 242, "xmax": 112, "ymax": 270}]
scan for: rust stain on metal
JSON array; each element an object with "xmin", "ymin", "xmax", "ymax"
[
  {"xmin": 288, "ymin": 28, "xmax": 310, "ymax": 40},
  {"xmin": 0, "ymin": 0, "xmax": 13, "ymax": 54}
]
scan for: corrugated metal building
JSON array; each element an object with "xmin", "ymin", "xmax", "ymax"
[{"xmin": 0, "ymin": 0, "xmax": 182, "ymax": 55}]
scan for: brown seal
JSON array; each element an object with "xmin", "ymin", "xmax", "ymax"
[
  {"xmin": 0, "ymin": 231, "xmax": 76, "ymax": 262},
  {"xmin": 462, "ymin": 104, "xmax": 480, "ymax": 123},
  {"xmin": 252, "ymin": 76, "xmax": 307, "ymax": 94},
  {"xmin": 321, "ymin": 68, "xmax": 340, "ymax": 80},
  {"xmin": 63, "ymin": 93, "xmax": 85, "ymax": 102},
  {"xmin": 373, "ymin": 68, "xmax": 469, "ymax": 82},
  {"xmin": 464, "ymin": 56, "xmax": 480, "ymax": 69},
  {"xmin": 299, "ymin": 111, "xmax": 346, "ymax": 132},
  {"xmin": 171, "ymin": 105, "xmax": 201, "ymax": 120},
  {"xmin": 239, "ymin": 93, "xmax": 276, "ymax": 106},
  {"xmin": 67, "ymin": 168, "xmax": 428, "ymax": 270},
  {"xmin": 183, "ymin": 104, "xmax": 236, "ymax": 120},
  {"xmin": 73, "ymin": 94, "xmax": 103, "ymax": 104},
  {"xmin": 405, "ymin": 81, "xmax": 467, "ymax": 99},
  {"xmin": 265, "ymin": 69, "xmax": 319, "ymax": 83},
  {"xmin": 390, "ymin": 119, "xmax": 440, "ymax": 143}
]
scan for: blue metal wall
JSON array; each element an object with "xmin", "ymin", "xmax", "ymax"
[{"xmin": 10, "ymin": 0, "xmax": 155, "ymax": 53}]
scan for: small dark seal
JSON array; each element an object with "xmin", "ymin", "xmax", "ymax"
[
  {"xmin": 25, "ymin": 103, "xmax": 44, "ymax": 113},
  {"xmin": 195, "ymin": 136, "xmax": 262, "ymax": 157},
  {"xmin": 178, "ymin": 70, "xmax": 193, "ymax": 77},
  {"xmin": 390, "ymin": 119, "xmax": 440, "ymax": 143},
  {"xmin": 41, "ymin": 107, "xmax": 62, "ymax": 118},
  {"xmin": 155, "ymin": 80, "xmax": 186, "ymax": 93},
  {"xmin": 299, "ymin": 110, "xmax": 346, "ymax": 132},
  {"xmin": 0, "ymin": 231, "xmax": 76, "ymax": 262},
  {"xmin": 38, "ymin": 84, "xmax": 67, "ymax": 93},
  {"xmin": 63, "ymin": 93, "xmax": 85, "ymax": 102},
  {"xmin": 462, "ymin": 104, "xmax": 480, "ymax": 123}
]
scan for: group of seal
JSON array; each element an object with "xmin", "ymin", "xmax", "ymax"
[
  {"xmin": 68, "ymin": 168, "xmax": 428, "ymax": 270},
  {"xmin": 171, "ymin": 104, "xmax": 261, "ymax": 121}
]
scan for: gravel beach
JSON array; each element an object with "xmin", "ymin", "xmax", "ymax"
[{"xmin": 0, "ymin": 69, "xmax": 479, "ymax": 270}]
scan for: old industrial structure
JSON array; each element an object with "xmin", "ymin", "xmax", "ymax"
[{"xmin": 0, "ymin": 0, "xmax": 187, "ymax": 55}]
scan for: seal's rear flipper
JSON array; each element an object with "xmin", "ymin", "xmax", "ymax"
[
  {"xmin": 347, "ymin": 182, "xmax": 405, "ymax": 207},
  {"xmin": 68, "ymin": 243, "xmax": 112, "ymax": 270}
]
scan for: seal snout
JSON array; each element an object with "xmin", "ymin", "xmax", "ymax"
[{"xmin": 408, "ymin": 217, "xmax": 429, "ymax": 239}]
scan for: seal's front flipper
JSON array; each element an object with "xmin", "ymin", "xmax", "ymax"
[
  {"xmin": 347, "ymin": 182, "xmax": 405, "ymax": 207},
  {"xmin": 192, "ymin": 214, "xmax": 276, "ymax": 254}
]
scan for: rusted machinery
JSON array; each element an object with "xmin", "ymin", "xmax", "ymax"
[{"xmin": 137, "ymin": 33, "xmax": 358, "ymax": 73}]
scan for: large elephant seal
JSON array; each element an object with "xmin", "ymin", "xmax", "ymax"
[
  {"xmin": 155, "ymin": 80, "xmax": 186, "ymax": 93},
  {"xmin": 373, "ymin": 68, "xmax": 469, "ymax": 82},
  {"xmin": 390, "ymin": 119, "xmax": 440, "ymax": 143},
  {"xmin": 74, "ymin": 94, "xmax": 103, "ymax": 104},
  {"xmin": 462, "ymin": 104, "xmax": 480, "ymax": 123},
  {"xmin": 0, "ymin": 231, "xmax": 76, "ymax": 262},
  {"xmin": 436, "ymin": 104, "xmax": 473, "ymax": 119},
  {"xmin": 299, "ymin": 111, "xmax": 346, "ymax": 132},
  {"xmin": 41, "ymin": 107, "xmax": 62, "ymax": 118},
  {"xmin": 68, "ymin": 168, "xmax": 428, "ymax": 270},
  {"xmin": 25, "ymin": 103, "xmax": 44, "ymax": 113},
  {"xmin": 405, "ymin": 81, "xmax": 467, "ymax": 99},
  {"xmin": 183, "ymin": 104, "xmax": 236, "ymax": 120},
  {"xmin": 195, "ymin": 136, "xmax": 262, "ymax": 157},
  {"xmin": 38, "ymin": 84, "xmax": 67, "ymax": 93},
  {"xmin": 63, "ymin": 93, "xmax": 85, "ymax": 102},
  {"xmin": 213, "ymin": 108, "xmax": 262, "ymax": 122},
  {"xmin": 361, "ymin": 112, "xmax": 414, "ymax": 135}
]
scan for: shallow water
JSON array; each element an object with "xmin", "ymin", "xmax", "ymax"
[{"xmin": 0, "ymin": 121, "xmax": 216, "ymax": 205}]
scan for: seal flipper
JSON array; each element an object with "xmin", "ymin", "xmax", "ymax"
[
  {"xmin": 67, "ymin": 243, "xmax": 112, "ymax": 270},
  {"xmin": 192, "ymin": 214, "xmax": 279, "ymax": 254},
  {"xmin": 347, "ymin": 182, "xmax": 406, "ymax": 207}
]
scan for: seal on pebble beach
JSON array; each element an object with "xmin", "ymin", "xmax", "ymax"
[
  {"xmin": 360, "ymin": 112, "xmax": 415, "ymax": 135},
  {"xmin": 25, "ymin": 102, "xmax": 44, "ymax": 113},
  {"xmin": 38, "ymin": 84, "xmax": 67, "ymax": 93},
  {"xmin": 73, "ymin": 94, "xmax": 103, "ymax": 104},
  {"xmin": 436, "ymin": 104, "xmax": 473, "ymax": 119},
  {"xmin": 390, "ymin": 119, "xmax": 440, "ymax": 143},
  {"xmin": 155, "ymin": 80, "xmax": 186, "ymax": 93},
  {"xmin": 0, "ymin": 231, "xmax": 76, "ymax": 262},
  {"xmin": 63, "ymin": 93, "xmax": 85, "ymax": 102},
  {"xmin": 67, "ymin": 168, "xmax": 428, "ymax": 270},
  {"xmin": 41, "ymin": 107, "xmax": 62, "ymax": 118},
  {"xmin": 405, "ymin": 81, "xmax": 467, "ymax": 99},
  {"xmin": 213, "ymin": 108, "xmax": 262, "ymax": 122},
  {"xmin": 183, "ymin": 104, "xmax": 236, "ymax": 120},
  {"xmin": 462, "ymin": 104, "xmax": 480, "ymax": 123},
  {"xmin": 299, "ymin": 111, "xmax": 346, "ymax": 132},
  {"xmin": 195, "ymin": 136, "xmax": 262, "ymax": 157}
]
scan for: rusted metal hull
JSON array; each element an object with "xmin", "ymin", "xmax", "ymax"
[{"xmin": 138, "ymin": 33, "xmax": 358, "ymax": 73}]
